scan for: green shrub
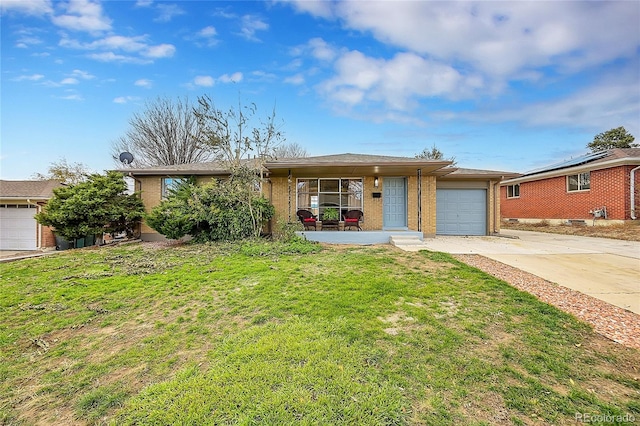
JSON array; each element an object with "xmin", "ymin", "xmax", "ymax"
[
  {"xmin": 272, "ymin": 218, "xmax": 303, "ymax": 242},
  {"xmin": 35, "ymin": 171, "xmax": 144, "ymax": 241},
  {"xmin": 146, "ymin": 175, "xmax": 275, "ymax": 242},
  {"xmin": 322, "ymin": 207, "xmax": 339, "ymax": 221}
]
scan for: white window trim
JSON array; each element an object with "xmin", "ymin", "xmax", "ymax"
[
  {"xmin": 567, "ymin": 171, "xmax": 590, "ymax": 192},
  {"xmin": 506, "ymin": 184, "xmax": 520, "ymax": 199},
  {"xmin": 296, "ymin": 177, "xmax": 364, "ymax": 220}
]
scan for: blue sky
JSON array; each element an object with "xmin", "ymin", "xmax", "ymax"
[{"xmin": 1, "ymin": 0, "xmax": 639, "ymax": 180}]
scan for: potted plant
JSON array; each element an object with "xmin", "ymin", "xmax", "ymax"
[{"xmin": 321, "ymin": 207, "xmax": 340, "ymax": 230}]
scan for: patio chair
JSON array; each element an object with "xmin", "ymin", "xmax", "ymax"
[
  {"xmin": 296, "ymin": 209, "xmax": 318, "ymax": 230},
  {"xmin": 343, "ymin": 210, "xmax": 363, "ymax": 231}
]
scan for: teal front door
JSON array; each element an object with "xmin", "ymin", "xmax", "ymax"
[{"xmin": 383, "ymin": 178, "xmax": 407, "ymax": 229}]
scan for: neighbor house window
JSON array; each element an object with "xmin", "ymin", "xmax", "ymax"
[
  {"xmin": 162, "ymin": 177, "xmax": 187, "ymax": 199},
  {"xmin": 297, "ymin": 178, "xmax": 363, "ymax": 220},
  {"xmin": 567, "ymin": 172, "xmax": 590, "ymax": 192},
  {"xmin": 507, "ymin": 184, "xmax": 520, "ymax": 198}
]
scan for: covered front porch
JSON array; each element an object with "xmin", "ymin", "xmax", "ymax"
[{"xmin": 296, "ymin": 229, "xmax": 424, "ymax": 245}]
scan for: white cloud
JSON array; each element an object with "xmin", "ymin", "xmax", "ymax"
[
  {"xmin": 155, "ymin": 3, "xmax": 185, "ymax": 23},
  {"xmin": 13, "ymin": 74, "xmax": 45, "ymax": 82},
  {"xmin": 51, "ymin": 0, "xmax": 112, "ymax": 33},
  {"xmin": 58, "ymin": 90, "xmax": 83, "ymax": 101},
  {"xmin": 198, "ymin": 26, "xmax": 217, "ymax": 38},
  {"xmin": 284, "ymin": 74, "xmax": 305, "ymax": 85},
  {"xmin": 194, "ymin": 76, "xmax": 215, "ymax": 87},
  {"xmin": 307, "ymin": 38, "xmax": 337, "ymax": 62},
  {"xmin": 239, "ymin": 15, "xmax": 268, "ymax": 41},
  {"xmin": 135, "ymin": 0, "xmax": 153, "ymax": 7},
  {"xmin": 60, "ymin": 35, "xmax": 147, "ymax": 51},
  {"xmin": 60, "ymin": 77, "xmax": 78, "ymax": 85},
  {"xmin": 475, "ymin": 77, "xmax": 640, "ymax": 137},
  {"xmin": 320, "ymin": 50, "xmax": 481, "ymax": 111},
  {"xmin": 194, "ymin": 25, "xmax": 218, "ymax": 47},
  {"xmin": 143, "ymin": 43, "xmax": 175, "ymax": 58},
  {"xmin": 70, "ymin": 69, "xmax": 94, "ymax": 80},
  {"xmin": 60, "ymin": 34, "xmax": 175, "ymax": 62},
  {"xmin": 279, "ymin": 0, "xmax": 333, "ymax": 19},
  {"xmin": 16, "ymin": 36, "xmax": 43, "ymax": 49},
  {"xmin": 87, "ymin": 52, "xmax": 149, "ymax": 64},
  {"xmin": 218, "ymin": 72, "xmax": 243, "ymax": 83},
  {"xmin": 330, "ymin": 1, "xmax": 639, "ymax": 79},
  {"xmin": 0, "ymin": 0, "xmax": 53, "ymax": 16},
  {"xmin": 135, "ymin": 79, "xmax": 153, "ymax": 88},
  {"xmin": 113, "ymin": 96, "xmax": 140, "ymax": 104}
]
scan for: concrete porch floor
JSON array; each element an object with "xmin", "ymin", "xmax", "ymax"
[{"xmin": 296, "ymin": 230, "xmax": 423, "ymax": 245}]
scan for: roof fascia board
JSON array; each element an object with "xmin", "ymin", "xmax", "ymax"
[
  {"xmin": 502, "ymin": 157, "xmax": 640, "ymax": 185},
  {"xmin": 264, "ymin": 160, "xmax": 452, "ymax": 169},
  {"xmin": 0, "ymin": 197, "xmax": 50, "ymax": 201}
]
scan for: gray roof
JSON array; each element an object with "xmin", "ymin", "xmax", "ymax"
[
  {"xmin": 265, "ymin": 153, "xmax": 449, "ymax": 167},
  {"xmin": 502, "ymin": 148, "xmax": 640, "ymax": 185},
  {"xmin": 0, "ymin": 180, "xmax": 63, "ymax": 199},
  {"xmin": 523, "ymin": 148, "xmax": 640, "ymax": 176},
  {"xmin": 120, "ymin": 153, "xmax": 518, "ymax": 180},
  {"xmin": 443, "ymin": 168, "xmax": 521, "ymax": 179},
  {"xmin": 117, "ymin": 161, "xmax": 231, "ymax": 176}
]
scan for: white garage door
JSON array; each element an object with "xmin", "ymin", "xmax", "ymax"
[
  {"xmin": 0, "ymin": 205, "xmax": 38, "ymax": 250},
  {"xmin": 436, "ymin": 189, "xmax": 487, "ymax": 236}
]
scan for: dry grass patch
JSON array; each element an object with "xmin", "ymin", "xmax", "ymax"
[{"xmin": 503, "ymin": 220, "xmax": 640, "ymax": 241}]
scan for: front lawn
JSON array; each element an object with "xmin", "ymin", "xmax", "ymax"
[{"xmin": 1, "ymin": 241, "xmax": 638, "ymax": 425}]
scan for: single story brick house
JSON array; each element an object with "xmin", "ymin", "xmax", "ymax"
[
  {"xmin": 0, "ymin": 180, "xmax": 63, "ymax": 250},
  {"xmin": 123, "ymin": 153, "xmax": 518, "ymax": 241},
  {"xmin": 500, "ymin": 148, "xmax": 640, "ymax": 225}
]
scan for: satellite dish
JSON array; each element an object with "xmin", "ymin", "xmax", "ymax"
[{"xmin": 119, "ymin": 152, "xmax": 134, "ymax": 165}]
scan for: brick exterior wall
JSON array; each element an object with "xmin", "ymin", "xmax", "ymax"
[
  {"xmin": 501, "ymin": 165, "xmax": 638, "ymax": 221},
  {"xmin": 136, "ymin": 173, "xmax": 500, "ymax": 239}
]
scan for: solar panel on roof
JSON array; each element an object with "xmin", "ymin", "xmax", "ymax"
[{"xmin": 524, "ymin": 151, "xmax": 608, "ymax": 176}]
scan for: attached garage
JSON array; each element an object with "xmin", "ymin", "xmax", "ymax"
[
  {"xmin": 436, "ymin": 189, "xmax": 487, "ymax": 235},
  {"xmin": 0, "ymin": 205, "xmax": 38, "ymax": 250},
  {"xmin": 0, "ymin": 179, "xmax": 62, "ymax": 250}
]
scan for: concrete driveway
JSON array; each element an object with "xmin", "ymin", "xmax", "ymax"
[{"xmin": 401, "ymin": 230, "xmax": 640, "ymax": 314}]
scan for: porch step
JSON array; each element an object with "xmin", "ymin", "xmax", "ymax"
[{"xmin": 389, "ymin": 235, "xmax": 424, "ymax": 247}]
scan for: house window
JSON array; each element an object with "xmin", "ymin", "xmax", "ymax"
[
  {"xmin": 567, "ymin": 172, "xmax": 590, "ymax": 192},
  {"xmin": 161, "ymin": 177, "xmax": 187, "ymax": 199},
  {"xmin": 507, "ymin": 184, "xmax": 520, "ymax": 198},
  {"xmin": 297, "ymin": 178, "xmax": 363, "ymax": 220}
]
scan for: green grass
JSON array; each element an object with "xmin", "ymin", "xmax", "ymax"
[{"xmin": 1, "ymin": 240, "xmax": 638, "ymax": 425}]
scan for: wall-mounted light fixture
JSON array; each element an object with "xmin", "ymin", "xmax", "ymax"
[{"xmin": 374, "ymin": 177, "xmax": 379, "ymax": 188}]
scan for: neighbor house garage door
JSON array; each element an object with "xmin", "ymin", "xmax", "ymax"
[
  {"xmin": 0, "ymin": 205, "xmax": 38, "ymax": 250},
  {"xmin": 436, "ymin": 189, "xmax": 486, "ymax": 235}
]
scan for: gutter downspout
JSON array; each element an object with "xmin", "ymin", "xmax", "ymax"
[
  {"xmin": 417, "ymin": 169, "xmax": 422, "ymax": 233},
  {"xmin": 494, "ymin": 178, "xmax": 503, "ymax": 235},
  {"xmin": 128, "ymin": 173, "xmax": 143, "ymax": 239},
  {"xmin": 631, "ymin": 166, "xmax": 640, "ymax": 220}
]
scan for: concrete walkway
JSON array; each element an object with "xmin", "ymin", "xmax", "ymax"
[{"xmin": 393, "ymin": 230, "xmax": 640, "ymax": 314}]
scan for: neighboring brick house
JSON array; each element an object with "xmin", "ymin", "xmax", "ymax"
[
  {"xmin": 500, "ymin": 148, "xmax": 640, "ymax": 224},
  {"xmin": 122, "ymin": 153, "xmax": 518, "ymax": 241},
  {"xmin": 0, "ymin": 180, "xmax": 63, "ymax": 250}
]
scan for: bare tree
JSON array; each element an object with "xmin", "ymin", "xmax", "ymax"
[
  {"xmin": 194, "ymin": 94, "xmax": 285, "ymax": 169},
  {"xmin": 32, "ymin": 158, "xmax": 91, "ymax": 185},
  {"xmin": 111, "ymin": 96, "xmax": 213, "ymax": 167},
  {"xmin": 415, "ymin": 144, "xmax": 457, "ymax": 166},
  {"xmin": 271, "ymin": 142, "xmax": 308, "ymax": 159},
  {"xmin": 194, "ymin": 94, "xmax": 286, "ymax": 237}
]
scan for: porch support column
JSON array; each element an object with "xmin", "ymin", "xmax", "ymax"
[
  {"xmin": 417, "ymin": 169, "xmax": 422, "ymax": 232},
  {"xmin": 288, "ymin": 169, "xmax": 292, "ymax": 222}
]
